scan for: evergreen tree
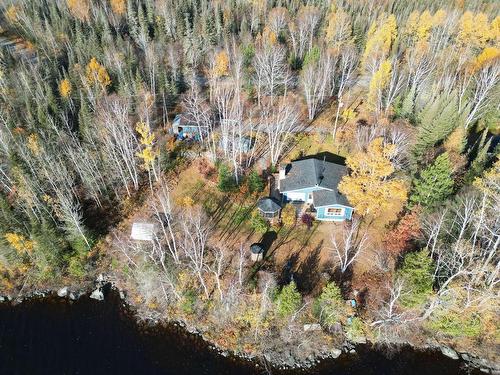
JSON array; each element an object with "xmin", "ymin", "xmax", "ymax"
[
  {"xmin": 410, "ymin": 153, "xmax": 454, "ymax": 209},
  {"xmin": 246, "ymin": 170, "xmax": 264, "ymax": 193},
  {"xmin": 412, "ymin": 94, "xmax": 461, "ymax": 164},
  {"xmin": 275, "ymin": 281, "xmax": 302, "ymax": 318},
  {"xmin": 217, "ymin": 164, "xmax": 236, "ymax": 192},
  {"xmin": 314, "ymin": 282, "xmax": 347, "ymax": 327},
  {"xmin": 397, "ymin": 249, "xmax": 435, "ymax": 307}
]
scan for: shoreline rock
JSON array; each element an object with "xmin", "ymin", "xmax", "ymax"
[
  {"xmin": 440, "ymin": 346, "xmax": 459, "ymax": 360},
  {"xmin": 90, "ymin": 288, "xmax": 104, "ymax": 301},
  {"xmin": 57, "ymin": 287, "xmax": 69, "ymax": 298}
]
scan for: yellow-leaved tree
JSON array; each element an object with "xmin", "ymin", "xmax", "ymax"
[
  {"xmin": 110, "ymin": 0, "xmax": 126, "ymax": 15},
  {"xmin": 281, "ymin": 205, "xmax": 296, "ymax": 227},
  {"xmin": 367, "ymin": 59, "xmax": 392, "ymax": 112},
  {"xmin": 5, "ymin": 5, "xmax": 19, "ymax": 23},
  {"xmin": 362, "ymin": 14, "xmax": 397, "ymax": 72},
  {"xmin": 470, "ymin": 46, "xmax": 500, "ymax": 73},
  {"xmin": 59, "ymin": 78, "xmax": 72, "ymax": 98},
  {"xmin": 324, "ymin": 6, "xmax": 351, "ymax": 47},
  {"xmin": 85, "ymin": 57, "xmax": 111, "ymax": 88},
  {"xmin": 338, "ymin": 138, "xmax": 407, "ymax": 217},
  {"xmin": 213, "ymin": 50, "xmax": 230, "ymax": 78},
  {"xmin": 4, "ymin": 233, "xmax": 34, "ymax": 254},
  {"xmin": 456, "ymin": 12, "xmax": 492, "ymax": 49},
  {"xmin": 67, "ymin": 0, "xmax": 90, "ymax": 21},
  {"xmin": 405, "ymin": 10, "xmax": 446, "ymax": 43},
  {"xmin": 135, "ymin": 121, "xmax": 158, "ymax": 170}
]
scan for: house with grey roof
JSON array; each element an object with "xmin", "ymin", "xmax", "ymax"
[{"xmin": 277, "ymin": 158, "xmax": 353, "ymax": 221}]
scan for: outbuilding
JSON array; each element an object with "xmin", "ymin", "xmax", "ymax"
[
  {"xmin": 250, "ymin": 243, "xmax": 264, "ymax": 262},
  {"xmin": 256, "ymin": 197, "xmax": 281, "ymax": 219},
  {"xmin": 130, "ymin": 222, "xmax": 155, "ymax": 241}
]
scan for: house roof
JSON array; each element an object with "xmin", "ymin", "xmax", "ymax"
[
  {"xmin": 173, "ymin": 114, "xmax": 208, "ymax": 128},
  {"xmin": 312, "ymin": 189, "xmax": 349, "ymax": 207},
  {"xmin": 280, "ymin": 159, "xmax": 347, "ymax": 193},
  {"xmin": 257, "ymin": 197, "xmax": 281, "ymax": 213},
  {"xmin": 130, "ymin": 222, "xmax": 155, "ymax": 241}
]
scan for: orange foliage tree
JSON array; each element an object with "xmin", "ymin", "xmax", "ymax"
[{"xmin": 383, "ymin": 210, "xmax": 421, "ymax": 256}]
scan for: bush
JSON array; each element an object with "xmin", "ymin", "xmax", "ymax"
[
  {"xmin": 275, "ymin": 281, "xmax": 302, "ymax": 318},
  {"xmin": 180, "ymin": 290, "xmax": 197, "ymax": 315},
  {"xmin": 233, "ymin": 206, "xmax": 252, "ymax": 225},
  {"xmin": 346, "ymin": 317, "xmax": 366, "ymax": 341},
  {"xmin": 301, "ymin": 213, "xmax": 314, "ymax": 229},
  {"xmin": 281, "ymin": 205, "xmax": 296, "ymax": 227},
  {"xmin": 428, "ymin": 311, "xmax": 482, "ymax": 338},
  {"xmin": 67, "ymin": 255, "xmax": 86, "ymax": 278},
  {"xmin": 246, "ymin": 170, "xmax": 264, "ymax": 193},
  {"xmin": 250, "ymin": 211, "xmax": 269, "ymax": 233},
  {"xmin": 217, "ymin": 164, "xmax": 236, "ymax": 192}
]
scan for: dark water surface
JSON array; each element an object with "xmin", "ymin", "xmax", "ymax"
[{"xmin": 0, "ymin": 291, "xmax": 481, "ymax": 375}]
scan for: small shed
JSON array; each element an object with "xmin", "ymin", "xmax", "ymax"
[
  {"xmin": 250, "ymin": 243, "xmax": 264, "ymax": 262},
  {"xmin": 130, "ymin": 222, "xmax": 155, "ymax": 241},
  {"xmin": 257, "ymin": 197, "xmax": 281, "ymax": 219}
]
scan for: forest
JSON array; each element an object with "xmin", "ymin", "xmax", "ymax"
[{"xmin": 0, "ymin": 0, "xmax": 498, "ymax": 367}]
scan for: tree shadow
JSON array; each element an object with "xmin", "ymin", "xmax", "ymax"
[
  {"xmin": 294, "ymin": 242, "xmax": 323, "ymax": 294},
  {"xmin": 277, "ymin": 251, "xmax": 301, "ymax": 287},
  {"xmin": 296, "ymin": 151, "xmax": 346, "ymax": 165},
  {"xmin": 259, "ymin": 230, "xmax": 278, "ymax": 255},
  {"xmin": 331, "ymin": 265, "xmax": 354, "ymax": 299}
]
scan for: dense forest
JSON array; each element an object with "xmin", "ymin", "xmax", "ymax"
[{"xmin": 0, "ymin": 0, "xmax": 498, "ymax": 366}]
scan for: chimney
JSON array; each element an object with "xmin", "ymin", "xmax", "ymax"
[{"xmin": 279, "ymin": 163, "xmax": 288, "ymax": 180}]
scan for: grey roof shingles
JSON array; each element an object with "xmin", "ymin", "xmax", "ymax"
[
  {"xmin": 280, "ymin": 159, "xmax": 350, "ymax": 207},
  {"xmin": 257, "ymin": 197, "xmax": 281, "ymax": 213},
  {"xmin": 312, "ymin": 189, "xmax": 349, "ymax": 207}
]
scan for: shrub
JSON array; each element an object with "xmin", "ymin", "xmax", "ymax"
[
  {"xmin": 180, "ymin": 290, "xmax": 197, "ymax": 315},
  {"xmin": 301, "ymin": 213, "xmax": 314, "ymax": 229},
  {"xmin": 250, "ymin": 211, "xmax": 269, "ymax": 233},
  {"xmin": 217, "ymin": 164, "xmax": 236, "ymax": 192},
  {"xmin": 247, "ymin": 170, "xmax": 264, "ymax": 193},
  {"xmin": 275, "ymin": 281, "xmax": 302, "ymax": 318},
  {"xmin": 428, "ymin": 311, "xmax": 482, "ymax": 338},
  {"xmin": 281, "ymin": 205, "xmax": 297, "ymax": 227}
]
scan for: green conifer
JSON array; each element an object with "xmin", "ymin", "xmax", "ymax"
[{"xmin": 410, "ymin": 152, "xmax": 454, "ymax": 209}]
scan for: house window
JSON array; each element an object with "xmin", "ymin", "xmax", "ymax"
[{"xmin": 326, "ymin": 207, "xmax": 344, "ymax": 216}]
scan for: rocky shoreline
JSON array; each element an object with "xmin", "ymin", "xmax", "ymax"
[{"xmin": 0, "ymin": 277, "xmax": 497, "ymax": 374}]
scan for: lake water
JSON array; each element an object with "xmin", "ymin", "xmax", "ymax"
[{"xmin": 0, "ymin": 291, "xmax": 482, "ymax": 375}]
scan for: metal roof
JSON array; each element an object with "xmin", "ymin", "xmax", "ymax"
[{"xmin": 130, "ymin": 222, "xmax": 155, "ymax": 241}]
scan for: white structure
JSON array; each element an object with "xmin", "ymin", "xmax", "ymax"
[{"xmin": 130, "ymin": 222, "xmax": 155, "ymax": 241}]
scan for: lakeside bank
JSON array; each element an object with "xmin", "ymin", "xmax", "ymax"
[{"xmin": 0, "ymin": 282, "xmax": 496, "ymax": 374}]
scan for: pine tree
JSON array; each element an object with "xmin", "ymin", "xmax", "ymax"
[
  {"xmin": 410, "ymin": 153, "xmax": 454, "ymax": 209},
  {"xmin": 276, "ymin": 281, "xmax": 302, "ymax": 318},
  {"xmin": 397, "ymin": 249, "xmax": 434, "ymax": 307},
  {"xmin": 412, "ymin": 94, "xmax": 461, "ymax": 162}
]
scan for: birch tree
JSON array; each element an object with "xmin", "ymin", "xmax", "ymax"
[
  {"xmin": 301, "ymin": 50, "xmax": 335, "ymax": 120},
  {"xmin": 330, "ymin": 218, "xmax": 368, "ymax": 274}
]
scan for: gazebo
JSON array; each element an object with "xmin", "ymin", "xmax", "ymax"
[{"xmin": 257, "ymin": 197, "xmax": 281, "ymax": 219}]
